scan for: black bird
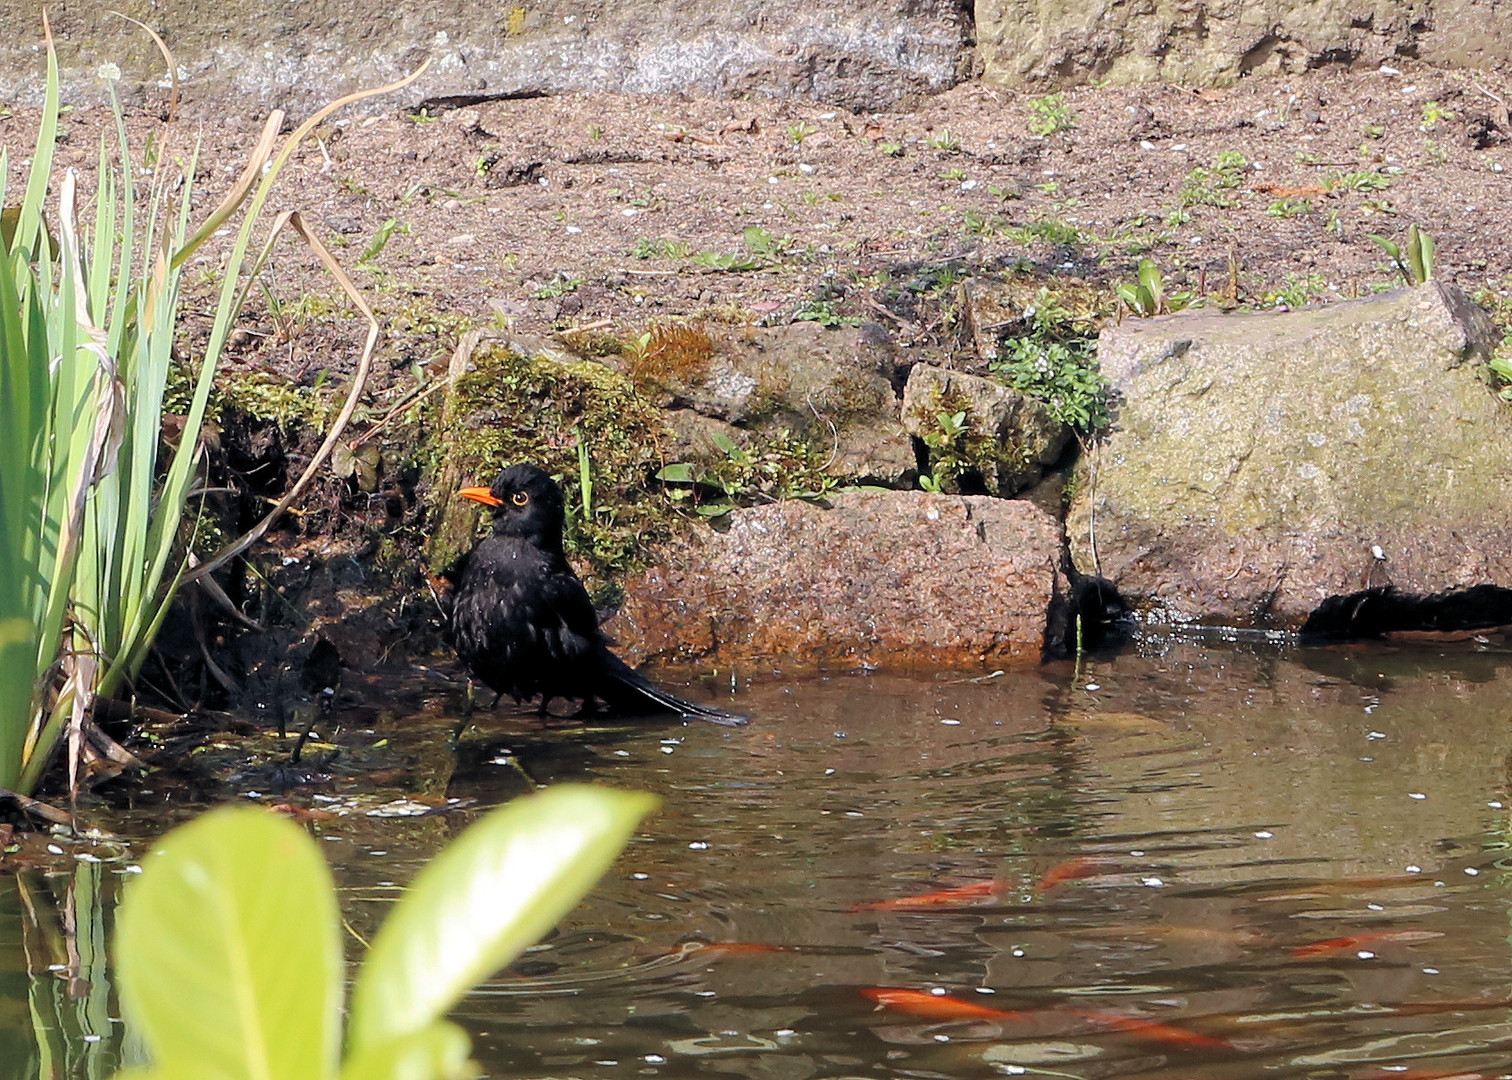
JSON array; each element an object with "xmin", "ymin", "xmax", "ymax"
[{"xmin": 450, "ymin": 463, "xmax": 747, "ymax": 726}]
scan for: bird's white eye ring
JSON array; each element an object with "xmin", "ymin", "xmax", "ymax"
[{"xmin": 511, "ymin": 491, "xmax": 530, "ymax": 506}]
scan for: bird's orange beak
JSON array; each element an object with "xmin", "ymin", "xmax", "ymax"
[{"xmin": 458, "ymin": 486, "xmax": 504, "ymax": 507}]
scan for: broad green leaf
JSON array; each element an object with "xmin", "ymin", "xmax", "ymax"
[
  {"xmin": 347, "ymin": 785, "xmax": 656, "ymax": 1053},
  {"xmin": 654, "ymin": 463, "xmax": 696, "ymax": 484},
  {"xmin": 339, "ymin": 1023, "xmax": 476, "ymax": 1080},
  {"xmin": 114, "ymin": 1066, "xmax": 221, "ymax": 1080},
  {"xmin": 116, "ymin": 806, "xmax": 342, "ymax": 1080}
]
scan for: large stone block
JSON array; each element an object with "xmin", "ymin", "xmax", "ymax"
[
  {"xmin": 616, "ymin": 491, "xmax": 1065, "ymax": 670},
  {"xmin": 1066, "ymin": 281, "xmax": 1511, "ymax": 628}
]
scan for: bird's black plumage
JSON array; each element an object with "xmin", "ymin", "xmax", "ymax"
[{"xmin": 450, "ymin": 463, "xmax": 746, "ymax": 725}]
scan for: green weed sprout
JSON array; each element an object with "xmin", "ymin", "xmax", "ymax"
[
  {"xmin": 1116, "ymin": 259, "xmax": 1193, "ymax": 317},
  {"xmin": 1367, "ymin": 225, "xmax": 1435, "ymax": 286}
]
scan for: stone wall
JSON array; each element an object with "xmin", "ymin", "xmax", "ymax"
[
  {"xmin": 0, "ymin": 0, "xmax": 968, "ymax": 116},
  {"xmin": 975, "ymin": 0, "xmax": 1512, "ymax": 88}
]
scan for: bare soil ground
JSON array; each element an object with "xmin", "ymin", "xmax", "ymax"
[{"xmin": 7, "ymin": 61, "xmax": 1512, "ymax": 385}]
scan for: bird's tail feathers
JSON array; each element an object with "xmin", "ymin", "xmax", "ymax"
[{"xmin": 603, "ymin": 654, "xmax": 749, "ymax": 726}]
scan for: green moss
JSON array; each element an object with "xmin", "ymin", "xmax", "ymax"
[
  {"xmin": 218, "ymin": 371, "xmax": 341, "ymax": 430},
  {"xmin": 428, "ymin": 342, "xmax": 681, "ymax": 583}
]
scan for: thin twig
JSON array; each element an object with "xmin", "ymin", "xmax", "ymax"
[
  {"xmin": 346, "ymin": 376, "xmax": 450, "ymax": 451},
  {"xmin": 108, "ymin": 11, "xmax": 179, "ymax": 122},
  {"xmin": 185, "ymin": 211, "xmax": 381, "ymax": 582}
]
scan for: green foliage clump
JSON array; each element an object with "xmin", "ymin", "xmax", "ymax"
[
  {"xmin": 439, "ymin": 343, "xmax": 675, "ymax": 579},
  {"xmin": 1116, "ymin": 259, "xmax": 1195, "ymax": 317},
  {"xmin": 1472, "ymin": 278, "xmax": 1512, "ymax": 400},
  {"xmin": 1367, "ymin": 224, "xmax": 1435, "ymax": 287},
  {"xmin": 793, "ymin": 297, "xmax": 861, "ymax": 328},
  {"xmin": 911, "ymin": 391, "xmax": 995, "ymax": 492},
  {"xmin": 990, "ymin": 289, "xmax": 1109, "ymax": 430},
  {"xmin": 657, "ymin": 430, "xmax": 841, "ymax": 516},
  {"xmin": 1026, "ymin": 93, "xmax": 1076, "ymax": 136},
  {"xmin": 218, "ymin": 370, "xmax": 340, "ymax": 430},
  {"xmin": 1179, "ymin": 150, "xmax": 1249, "ymax": 208}
]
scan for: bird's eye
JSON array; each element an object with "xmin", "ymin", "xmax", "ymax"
[{"xmin": 511, "ymin": 491, "xmax": 530, "ymax": 506}]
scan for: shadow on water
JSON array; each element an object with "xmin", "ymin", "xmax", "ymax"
[{"xmin": 7, "ymin": 638, "xmax": 1512, "ymax": 1079}]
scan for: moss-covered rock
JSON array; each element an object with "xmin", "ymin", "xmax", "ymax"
[{"xmin": 423, "ymin": 332, "xmax": 680, "ymax": 587}]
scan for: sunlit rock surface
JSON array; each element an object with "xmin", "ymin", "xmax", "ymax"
[
  {"xmin": 976, "ymin": 0, "xmax": 1512, "ymax": 88},
  {"xmin": 0, "ymin": 0, "xmax": 966, "ymax": 114},
  {"xmin": 1067, "ymin": 281, "xmax": 1510, "ymax": 629},
  {"xmin": 617, "ymin": 490, "xmax": 1065, "ymax": 669}
]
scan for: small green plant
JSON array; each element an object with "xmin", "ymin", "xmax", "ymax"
[
  {"xmin": 531, "ymin": 273, "xmax": 584, "ymax": 299},
  {"xmin": 1421, "ymin": 100, "xmax": 1455, "ymax": 130},
  {"xmin": 742, "ymin": 225, "xmax": 792, "ymax": 257},
  {"xmin": 656, "ymin": 431, "xmax": 839, "ymax": 515},
  {"xmin": 940, "ymin": 166, "xmax": 967, "ymax": 182},
  {"xmin": 1026, "ymin": 93, "xmax": 1076, "ymax": 136},
  {"xmin": 1324, "ymin": 170, "xmax": 1392, "ymax": 193},
  {"xmin": 690, "ymin": 250, "xmax": 762, "ymax": 271},
  {"xmin": 793, "ymin": 297, "xmax": 860, "ymax": 327},
  {"xmin": 630, "ymin": 236, "xmax": 689, "ymax": 260},
  {"xmin": 787, "ymin": 121, "xmax": 818, "ymax": 145},
  {"xmin": 877, "ymin": 141, "xmax": 903, "ymax": 157},
  {"xmin": 114, "ymin": 786, "xmax": 655, "ymax": 1080},
  {"xmin": 925, "ymin": 128, "xmax": 961, "ymax": 154},
  {"xmin": 1116, "ymin": 259, "xmax": 1194, "ymax": 317},
  {"xmin": 1367, "ymin": 224, "xmax": 1435, "ymax": 285},
  {"xmin": 407, "ymin": 108, "xmax": 437, "ymax": 124},
  {"xmin": 1266, "ymin": 197, "xmax": 1314, "ymax": 218},
  {"xmin": 357, "ymin": 216, "xmax": 408, "ymax": 264},
  {"xmin": 990, "ymin": 289, "xmax": 1108, "ymax": 429},
  {"xmin": 588, "ymin": 124, "xmax": 603, "ymax": 140},
  {"xmin": 1362, "ymin": 123, "xmax": 1386, "ymax": 139},
  {"xmin": 1179, "ymin": 151, "xmax": 1248, "ymax": 208},
  {"xmin": 1264, "ymin": 272, "xmax": 1329, "ymax": 308},
  {"xmin": 916, "ymin": 406, "xmax": 983, "ymax": 492},
  {"xmin": 987, "ymin": 183, "xmax": 1020, "ymax": 202},
  {"xmin": 1003, "ymin": 214, "xmax": 1086, "ymax": 248}
]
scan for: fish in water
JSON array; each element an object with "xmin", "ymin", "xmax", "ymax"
[
  {"xmin": 850, "ymin": 879, "xmax": 1005, "ymax": 912},
  {"xmin": 450, "ymin": 464, "xmax": 746, "ymax": 725},
  {"xmin": 1074, "ymin": 1009, "xmax": 1234, "ymax": 1051},
  {"xmin": 1036, "ymin": 855, "xmax": 1112, "ymax": 893},
  {"xmin": 1292, "ymin": 928, "xmax": 1443, "ymax": 959},
  {"xmin": 861, "ymin": 987, "xmax": 1029, "ymax": 1023}
]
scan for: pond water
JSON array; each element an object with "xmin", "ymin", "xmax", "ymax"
[{"xmin": 4, "ymin": 637, "xmax": 1512, "ymax": 1080}]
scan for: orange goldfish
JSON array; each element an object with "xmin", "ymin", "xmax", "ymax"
[
  {"xmin": 1292, "ymin": 929, "xmax": 1443, "ymax": 959},
  {"xmin": 1036, "ymin": 856, "xmax": 1110, "ymax": 893},
  {"xmin": 861, "ymin": 987, "xmax": 1028, "ymax": 1023},
  {"xmin": 851, "ymin": 880, "xmax": 1005, "ymax": 912},
  {"xmin": 1076, "ymin": 1009, "xmax": 1234, "ymax": 1051}
]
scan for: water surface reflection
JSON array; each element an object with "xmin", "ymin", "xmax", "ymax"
[{"xmin": 7, "ymin": 640, "xmax": 1512, "ymax": 1080}]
